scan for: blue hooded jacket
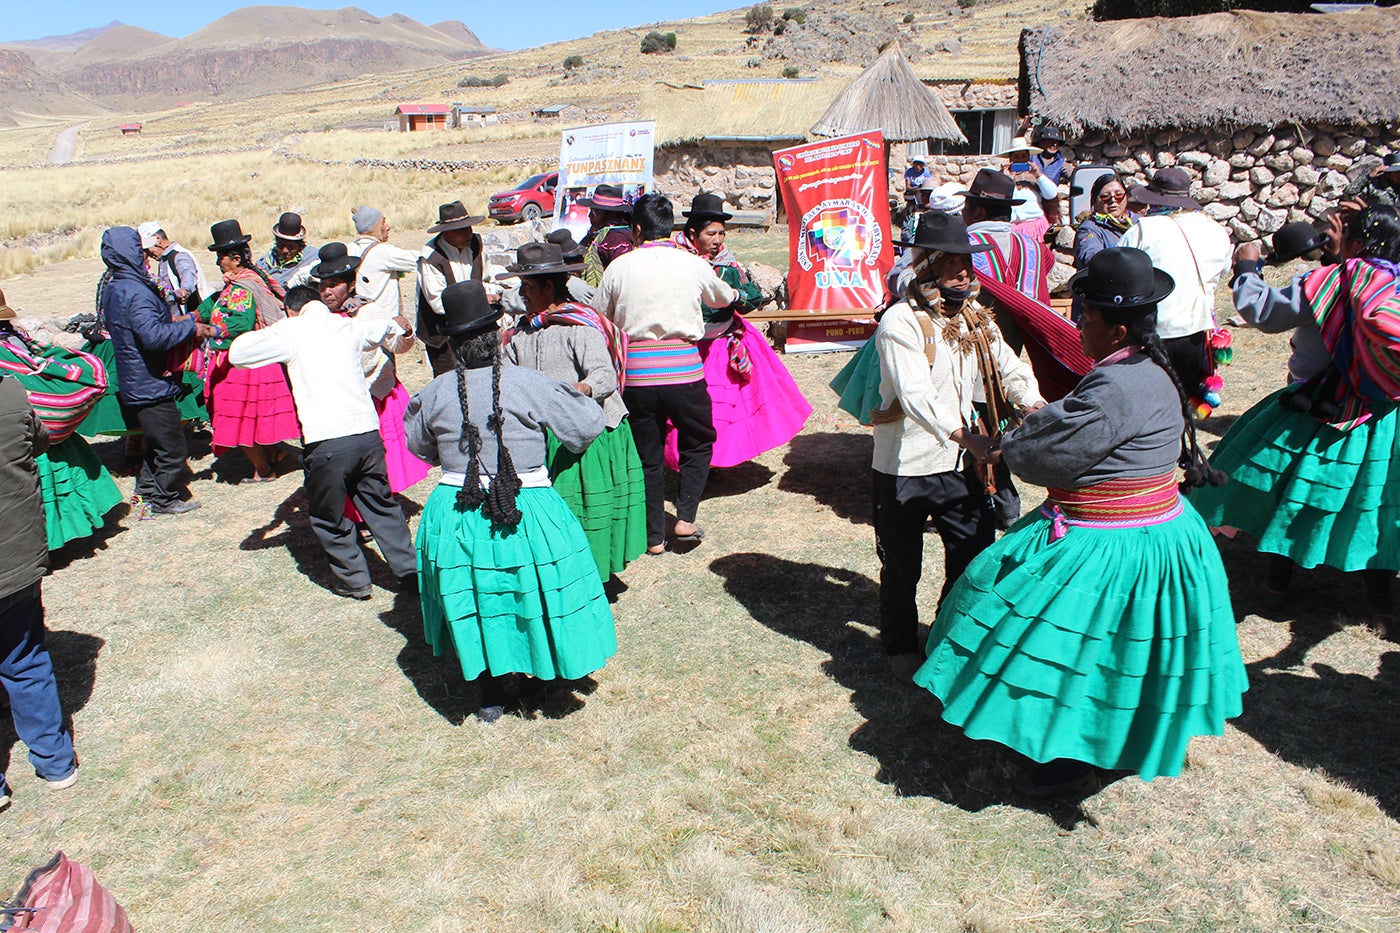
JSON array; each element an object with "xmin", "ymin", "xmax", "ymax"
[{"xmin": 100, "ymin": 226, "xmax": 197, "ymax": 406}]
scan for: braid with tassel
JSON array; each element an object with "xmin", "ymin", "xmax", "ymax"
[
  {"xmin": 452, "ymin": 337, "xmax": 487, "ymax": 512},
  {"xmin": 483, "ymin": 347, "xmax": 522, "ymax": 527}
]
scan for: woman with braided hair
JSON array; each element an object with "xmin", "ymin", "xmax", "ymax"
[
  {"xmin": 406, "ymin": 281, "xmax": 617, "ymax": 723},
  {"xmin": 193, "ymin": 220, "xmax": 300, "ymax": 483},
  {"xmin": 1190, "ymin": 205, "xmax": 1400, "ymax": 627},
  {"xmin": 913, "ymin": 247, "xmax": 1247, "ymax": 797}
]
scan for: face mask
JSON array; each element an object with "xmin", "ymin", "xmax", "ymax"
[{"xmin": 939, "ymin": 283, "xmax": 976, "ymax": 305}]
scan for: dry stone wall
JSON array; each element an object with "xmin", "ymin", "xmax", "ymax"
[{"xmin": 655, "ymin": 144, "xmax": 779, "ymax": 211}]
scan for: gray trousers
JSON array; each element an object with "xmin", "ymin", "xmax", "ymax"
[{"xmin": 302, "ymin": 431, "xmax": 416, "ymax": 591}]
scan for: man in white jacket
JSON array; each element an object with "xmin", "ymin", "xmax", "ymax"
[{"xmin": 348, "ymin": 206, "xmax": 419, "ymax": 323}]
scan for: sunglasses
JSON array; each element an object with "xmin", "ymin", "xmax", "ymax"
[{"xmin": 1098, "ymin": 190, "xmax": 1128, "ymax": 204}]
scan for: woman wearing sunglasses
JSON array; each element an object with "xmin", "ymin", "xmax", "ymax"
[{"xmin": 1071, "ymin": 174, "xmax": 1139, "ymax": 320}]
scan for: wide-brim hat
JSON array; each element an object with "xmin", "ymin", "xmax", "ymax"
[
  {"xmin": 895, "ymin": 211, "xmax": 994, "ymax": 254},
  {"xmin": 1032, "ymin": 125, "xmax": 1065, "ymax": 144},
  {"xmin": 208, "ymin": 219, "xmax": 252, "ymax": 252},
  {"xmin": 1382, "ymin": 152, "xmax": 1400, "ymax": 173},
  {"xmin": 1069, "ymin": 247, "xmax": 1175, "ymax": 315},
  {"xmin": 995, "ymin": 136, "xmax": 1042, "ymax": 159},
  {"xmin": 442, "ymin": 280, "xmax": 502, "ymax": 337},
  {"xmin": 311, "ymin": 242, "xmax": 361, "ymax": 280},
  {"xmin": 0, "ymin": 288, "xmax": 15, "ymax": 321},
  {"xmin": 545, "ymin": 228, "xmax": 584, "ymax": 260},
  {"xmin": 575, "ymin": 184, "xmax": 632, "ymax": 213},
  {"xmin": 1268, "ymin": 221, "xmax": 1329, "ymax": 265},
  {"xmin": 682, "ymin": 192, "xmax": 733, "ymax": 223},
  {"xmin": 957, "ymin": 168, "xmax": 1016, "ymax": 206},
  {"xmin": 496, "ymin": 241, "xmax": 584, "ymax": 281},
  {"xmin": 273, "ymin": 211, "xmax": 307, "ymax": 241},
  {"xmin": 1130, "ymin": 167, "xmax": 1201, "ymax": 211},
  {"xmin": 427, "ymin": 200, "xmax": 486, "ymax": 233}
]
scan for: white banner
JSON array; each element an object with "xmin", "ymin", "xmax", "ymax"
[{"xmin": 553, "ymin": 120, "xmax": 656, "ymax": 238}]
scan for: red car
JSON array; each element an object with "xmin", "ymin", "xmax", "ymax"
[{"xmin": 488, "ymin": 171, "xmax": 558, "ymax": 223}]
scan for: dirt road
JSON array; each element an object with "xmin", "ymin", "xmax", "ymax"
[{"xmin": 47, "ymin": 123, "xmax": 86, "ymax": 164}]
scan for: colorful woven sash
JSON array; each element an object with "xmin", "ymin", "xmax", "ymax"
[
  {"xmin": 1041, "ymin": 473, "xmax": 1182, "ymax": 541},
  {"xmin": 624, "ymin": 338, "xmax": 703, "ymax": 387},
  {"xmin": 509, "ymin": 301, "xmax": 630, "ymax": 389}
]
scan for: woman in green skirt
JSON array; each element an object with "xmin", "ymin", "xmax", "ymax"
[
  {"xmin": 1190, "ymin": 206, "xmax": 1400, "ymax": 625},
  {"xmin": 501, "ymin": 241, "xmax": 646, "ymax": 581},
  {"xmin": 405, "ymin": 280, "xmax": 617, "ymax": 723},
  {"xmin": 914, "ymin": 248, "xmax": 1248, "ymax": 796}
]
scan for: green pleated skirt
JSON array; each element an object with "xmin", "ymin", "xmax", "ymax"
[
  {"xmin": 1189, "ymin": 389, "xmax": 1400, "ymax": 572},
  {"xmin": 827, "ymin": 337, "xmax": 881, "ymax": 426},
  {"xmin": 914, "ymin": 499, "xmax": 1247, "ymax": 780},
  {"xmin": 547, "ymin": 421, "xmax": 647, "ymax": 581},
  {"xmin": 76, "ymin": 339, "xmax": 207, "ymax": 437},
  {"xmin": 37, "ymin": 435, "xmax": 124, "ymax": 550},
  {"xmin": 417, "ymin": 483, "xmax": 617, "ymax": 683}
]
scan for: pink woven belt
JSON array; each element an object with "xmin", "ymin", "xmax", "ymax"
[{"xmin": 1041, "ymin": 473, "xmax": 1182, "ymax": 541}]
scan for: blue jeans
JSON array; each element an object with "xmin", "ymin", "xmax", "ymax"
[{"xmin": 0, "ymin": 582, "xmax": 76, "ymax": 790}]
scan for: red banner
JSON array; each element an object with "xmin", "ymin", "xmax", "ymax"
[{"xmin": 774, "ymin": 131, "xmax": 893, "ymax": 312}]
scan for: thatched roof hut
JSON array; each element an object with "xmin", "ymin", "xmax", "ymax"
[
  {"xmin": 810, "ymin": 44, "xmax": 966, "ymax": 143},
  {"xmin": 1020, "ymin": 8, "xmax": 1400, "ymax": 135},
  {"xmin": 646, "ymin": 78, "xmax": 845, "ymax": 148}
]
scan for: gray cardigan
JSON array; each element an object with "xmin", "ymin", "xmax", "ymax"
[
  {"xmin": 405, "ymin": 364, "xmax": 604, "ymax": 476},
  {"xmin": 504, "ymin": 324, "xmax": 628, "ymax": 429},
  {"xmin": 1000, "ymin": 353, "xmax": 1183, "ymax": 488}
]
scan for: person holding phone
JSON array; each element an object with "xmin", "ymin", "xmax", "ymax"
[{"xmin": 996, "ymin": 137, "xmax": 1059, "ymax": 244}]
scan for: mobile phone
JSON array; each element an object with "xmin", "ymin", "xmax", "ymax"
[{"xmin": 1010, "ymin": 162, "xmax": 1031, "ymax": 174}]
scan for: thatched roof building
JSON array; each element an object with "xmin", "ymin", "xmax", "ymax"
[
  {"xmin": 647, "ymin": 78, "xmax": 843, "ymax": 149},
  {"xmin": 1020, "ymin": 7, "xmax": 1400, "ymax": 135},
  {"xmin": 810, "ymin": 44, "xmax": 966, "ymax": 143}
]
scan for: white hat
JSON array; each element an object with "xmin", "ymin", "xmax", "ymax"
[
  {"xmin": 924, "ymin": 182, "xmax": 965, "ymax": 214},
  {"xmin": 137, "ymin": 221, "xmax": 162, "ymax": 250},
  {"xmin": 994, "ymin": 136, "xmax": 1042, "ymax": 159}
]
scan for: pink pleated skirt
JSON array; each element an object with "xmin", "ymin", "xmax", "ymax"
[
  {"xmin": 207, "ymin": 353, "xmax": 301, "ymax": 453},
  {"xmin": 664, "ymin": 316, "xmax": 812, "ymax": 470}
]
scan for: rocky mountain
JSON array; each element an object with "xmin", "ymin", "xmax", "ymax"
[
  {"xmin": 7, "ymin": 21, "xmax": 125, "ymax": 53},
  {"xmin": 0, "ymin": 48, "xmax": 101, "ymax": 121}
]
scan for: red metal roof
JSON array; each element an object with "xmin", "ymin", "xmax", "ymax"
[
  {"xmin": 395, "ymin": 104, "xmax": 451, "ymax": 116},
  {"xmin": 118, "ymin": 123, "xmax": 143, "ymax": 130}
]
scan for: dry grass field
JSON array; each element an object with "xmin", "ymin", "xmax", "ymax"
[{"xmin": 0, "ymin": 247, "xmax": 1397, "ymax": 930}]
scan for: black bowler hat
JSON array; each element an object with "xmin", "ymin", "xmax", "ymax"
[
  {"xmin": 427, "ymin": 200, "xmax": 486, "ymax": 233},
  {"xmin": 1032, "ymin": 124, "xmax": 1065, "ymax": 145},
  {"xmin": 1130, "ymin": 167, "xmax": 1201, "ymax": 211},
  {"xmin": 682, "ymin": 192, "xmax": 733, "ymax": 223},
  {"xmin": 442, "ymin": 281, "xmax": 502, "ymax": 336},
  {"xmin": 1269, "ymin": 222, "xmax": 1328, "ymax": 265},
  {"xmin": 958, "ymin": 168, "xmax": 1016, "ymax": 206},
  {"xmin": 1069, "ymin": 247, "xmax": 1175, "ymax": 315},
  {"xmin": 1382, "ymin": 152, "xmax": 1400, "ymax": 173},
  {"xmin": 273, "ymin": 212, "xmax": 306, "ymax": 241},
  {"xmin": 894, "ymin": 211, "xmax": 993, "ymax": 254},
  {"xmin": 545, "ymin": 228, "xmax": 584, "ymax": 260},
  {"xmin": 311, "ymin": 242, "xmax": 361, "ymax": 280},
  {"xmin": 498, "ymin": 242, "xmax": 584, "ymax": 281},
  {"xmin": 208, "ymin": 219, "xmax": 252, "ymax": 252},
  {"xmin": 575, "ymin": 184, "xmax": 632, "ymax": 213}
]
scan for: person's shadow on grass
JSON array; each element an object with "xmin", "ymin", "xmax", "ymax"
[
  {"xmin": 47, "ymin": 506, "xmax": 129, "ymax": 573},
  {"xmin": 710, "ymin": 552, "xmax": 1101, "ymax": 827},
  {"xmin": 0, "ymin": 629, "xmax": 103, "ymax": 788},
  {"xmin": 778, "ymin": 433, "xmax": 873, "ymax": 526}
]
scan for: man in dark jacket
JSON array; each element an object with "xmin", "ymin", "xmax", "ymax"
[
  {"xmin": 0, "ymin": 374, "xmax": 79, "ymax": 804},
  {"xmin": 101, "ymin": 226, "xmax": 214, "ymax": 515}
]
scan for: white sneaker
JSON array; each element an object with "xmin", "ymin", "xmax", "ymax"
[{"xmin": 45, "ymin": 769, "xmax": 78, "ymax": 790}]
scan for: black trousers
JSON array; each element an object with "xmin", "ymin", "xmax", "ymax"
[
  {"xmin": 302, "ymin": 431, "xmax": 416, "ymax": 591},
  {"xmin": 623, "ymin": 380, "xmax": 716, "ymax": 547},
  {"xmin": 873, "ymin": 468, "xmax": 998, "ymax": 655},
  {"xmin": 1163, "ymin": 331, "xmax": 1209, "ymax": 398},
  {"xmin": 128, "ymin": 398, "xmax": 188, "ymax": 506}
]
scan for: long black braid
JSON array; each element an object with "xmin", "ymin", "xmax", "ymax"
[
  {"xmin": 450, "ymin": 331, "xmax": 522, "ymax": 527},
  {"xmin": 1127, "ymin": 314, "xmax": 1227, "ymax": 488}
]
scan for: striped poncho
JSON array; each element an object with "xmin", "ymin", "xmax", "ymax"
[
  {"xmin": 0, "ymin": 330, "xmax": 107, "ymax": 442},
  {"xmin": 1302, "ymin": 257, "xmax": 1400, "ymax": 429}
]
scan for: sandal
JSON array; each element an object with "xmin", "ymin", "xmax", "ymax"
[{"xmin": 240, "ymin": 473, "xmax": 277, "ymax": 485}]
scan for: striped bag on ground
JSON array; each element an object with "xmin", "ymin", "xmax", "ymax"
[
  {"xmin": 0, "ymin": 852, "xmax": 132, "ymax": 932},
  {"xmin": 0, "ymin": 337, "xmax": 108, "ymax": 443}
]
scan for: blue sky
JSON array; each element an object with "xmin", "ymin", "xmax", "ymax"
[{"xmin": 2, "ymin": 1, "xmax": 734, "ymax": 49}]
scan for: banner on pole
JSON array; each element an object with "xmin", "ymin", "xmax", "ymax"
[
  {"xmin": 554, "ymin": 121, "xmax": 656, "ymax": 238},
  {"xmin": 773, "ymin": 131, "xmax": 892, "ymax": 316}
]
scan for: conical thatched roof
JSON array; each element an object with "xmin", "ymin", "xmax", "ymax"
[
  {"xmin": 810, "ymin": 45, "xmax": 966, "ymax": 143},
  {"xmin": 1020, "ymin": 8, "xmax": 1400, "ymax": 135}
]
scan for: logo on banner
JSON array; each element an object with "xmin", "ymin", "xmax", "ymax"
[{"xmin": 796, "ymin": 199, "xmax": 883, "ymax": 290}]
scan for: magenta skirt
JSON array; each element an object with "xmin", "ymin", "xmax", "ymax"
[
  {"xmin": 664, "ymin": 316, "xmax": 812, "ymax": 469},
  {"xmin": 346, "ymin": 381, "xmax": 433, "ymax": 524},
  {"xmin": 207, "ymin": 353, "xmax": 301, "ymax": 453}
]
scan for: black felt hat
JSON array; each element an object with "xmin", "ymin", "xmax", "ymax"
[
  {"xmin": 208, "ymin": 219, "xmax": 252, "ymax": 252},
  {"xmin": 427, "ymin": 200, "xmax": 486, "ymax": 233},
  {"xmin": 958, "ymin": 168, "xmax": 1016, "ymax": 206},
  {"xmin": 682, "ymin": 192, "xmax": 733, "ymax": 223},
  {"xmin": 273, "ymin": 212, "xmax": 306, "ymax": 241},
  {"xmin": 311, "ymin": 242, "xmax": 361, "ymax": 280},
  {"xmin": 498, "ymin": 242, "xmax": 584, "ymax": 280},
  {"xmin": 1032, "ymin": 124, "xmax": 1065, "ymax": 145},
  {"xmin": 1382, "ymin": 152, "xmax": 1400, "ymax": 173},
  {"xmin": 575, "ymin": 184, "xmax": 632, "ymax": 213},
  {"xmin": 1069, "ymin": 247, "xmax": 1175, "ymax": 314},
  {"xmin": 1130, "ymin": 167, "xmax": 1201, "ymax": 211},
  {"xmin": 1268, "ymin": 222, "xmax": 1328, "ymax": 265},
  {"xmin": 545, "ymin": 228, "xmax": 584, "ymax": 260},
  {"xmin": 441, "ymin": 281, "xmax": 502, "ymax": 337},
  {"xmin": 894, "ymin": 211, "xmax": 993, "ymax": 254}
]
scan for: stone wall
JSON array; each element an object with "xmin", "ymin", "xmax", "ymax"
[
  {"xmin": 1059, "ymin": 122, "xmax": 1400, "ymax": 242},
  {"xmin": 655, "ymin": 144, "xmax": 779, "ymax": 211},
  {"xmin": 931, "ymin": 81, "xmax": 1019, "ymax": 112}
]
